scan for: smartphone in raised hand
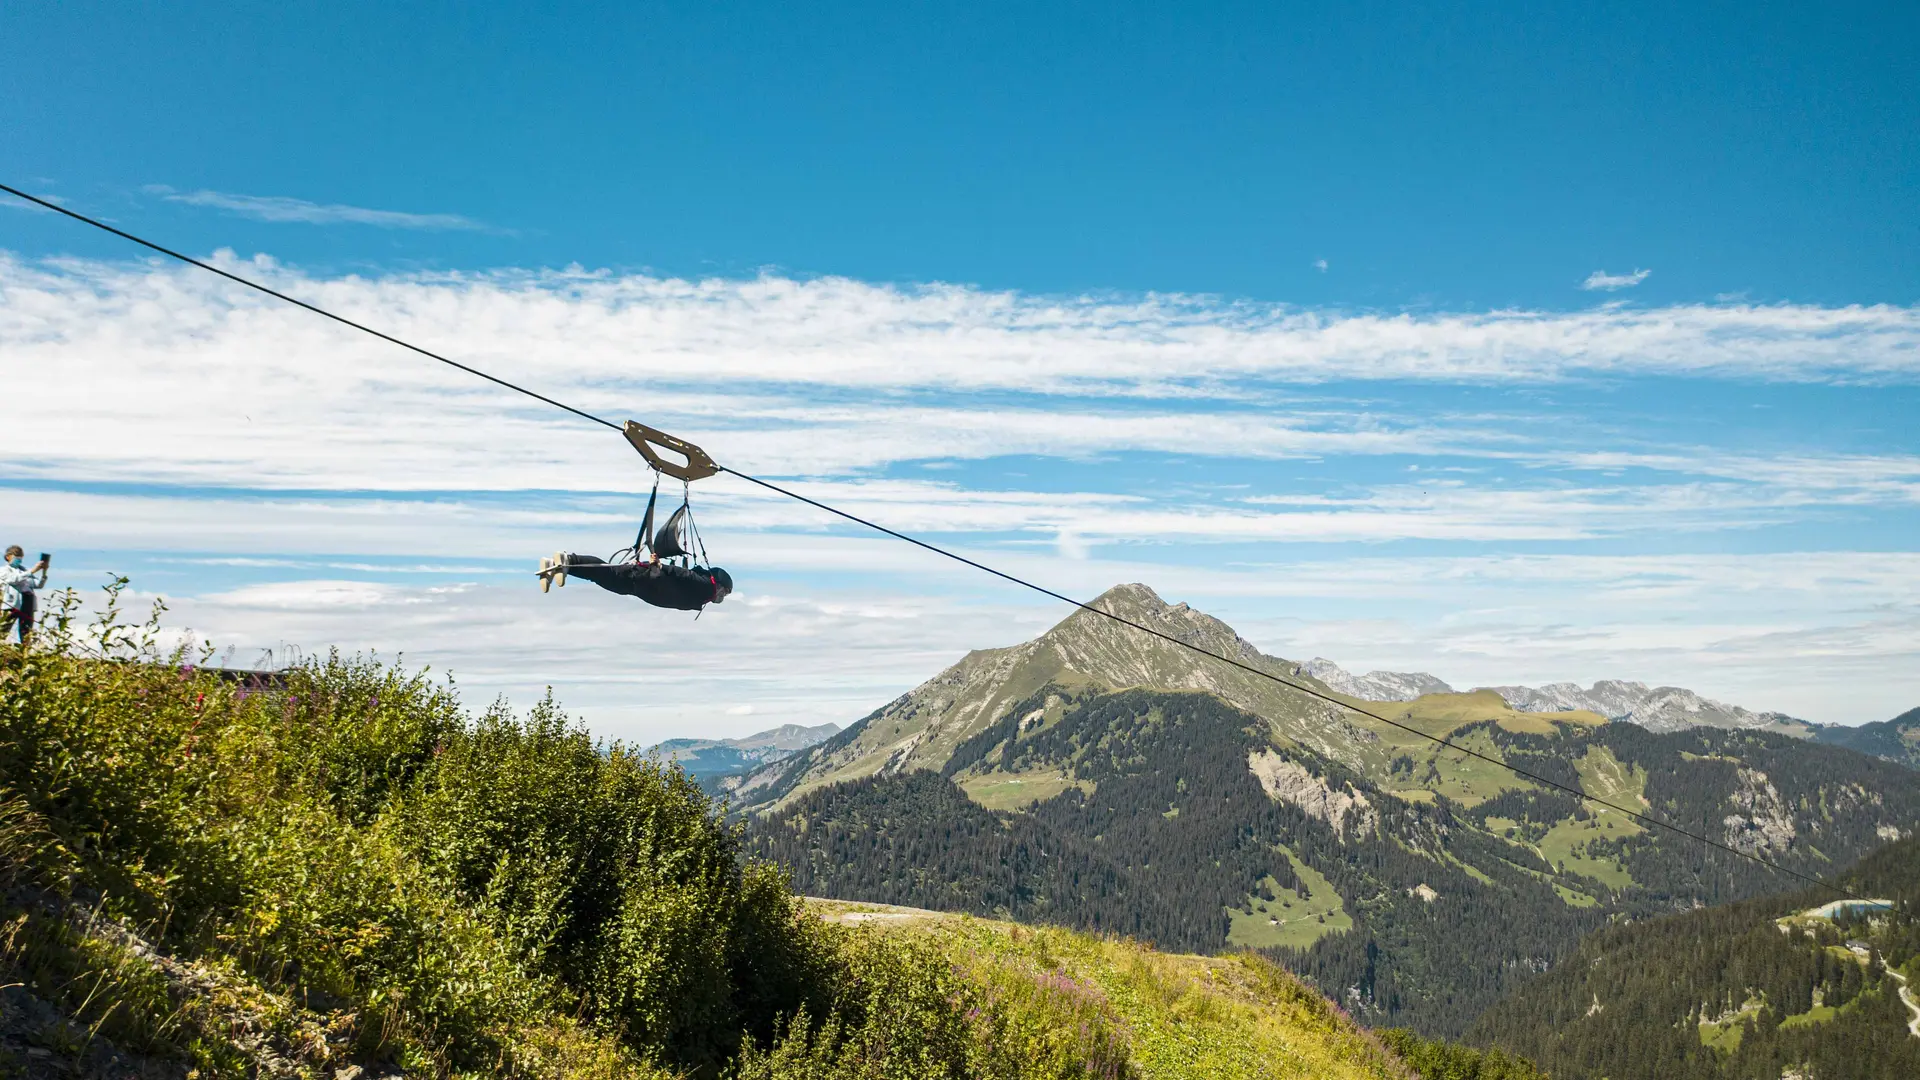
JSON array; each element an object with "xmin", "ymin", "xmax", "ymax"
[{"xmin": 37, "ymin": 553, "xmax": 49, "ymax": 567}]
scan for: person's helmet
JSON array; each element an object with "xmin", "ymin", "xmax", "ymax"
[{"xmin": 710, "ymin": 566, "xmax": 734, "ymax": 603}]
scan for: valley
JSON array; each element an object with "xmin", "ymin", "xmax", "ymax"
[{"xmin": 1472, "ymin": 838, "xmax": 1920, "ymax": 1079}]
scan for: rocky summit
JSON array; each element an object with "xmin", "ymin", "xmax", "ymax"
[{"xmin": 725, "ymin": 583, "xmax": 1369, "ymax": 805}]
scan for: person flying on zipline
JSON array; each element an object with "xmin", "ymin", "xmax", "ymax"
[{"xmin": 538, "ymin": 483, "xmax": 732, "ymax": 611}]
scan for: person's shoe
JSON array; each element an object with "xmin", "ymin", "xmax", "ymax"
[
  {"xmin": 538, "ymin": 556, "xmax": 553, "ymax": 593},
  {"xmin": 552, "ymin": 551, "xmax": 569, "ymax": 588}
]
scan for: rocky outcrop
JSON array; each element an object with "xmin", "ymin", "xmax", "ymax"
[
  {"xmin": 1724, "ymin": 767, "xmax": 1797, "ymax": 855},
  {"xmin": 1248, "ymin": 750, "xmax": 1377, "ymax": 839}
]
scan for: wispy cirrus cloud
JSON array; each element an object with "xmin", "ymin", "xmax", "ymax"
[
  {"xmin": 143, "ymin": 185, "xmax": 500, "ymax": 232},
  {"xmin": 1580, "ymin": 267, "xmax": 1652, "ymax": 291},
  {"xmin": 5, "ymin": 255, "xmax": 1917, "ymax": 404}
]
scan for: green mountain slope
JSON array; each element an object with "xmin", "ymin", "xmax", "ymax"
[
  {"xmin": 741, "ymin": 586, "xmax": 1920, "ymax": 1037},
  {"xmin": 1816, "ymin": 706, "xmax": 1920, "ymax": 770},
  {"xmin": 803, "ymin": 900, "xmax": 1431, "ymax": 1080},
  {"xmin": 1470, "ymin": 838, "xmax": 1920, "ymax": 1080}
]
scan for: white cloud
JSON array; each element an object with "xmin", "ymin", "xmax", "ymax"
[
  {"xmin": 1, "ymin": 194, "xmax": 60, "ymax": 214},
  {"xmin": 1580, "ymin": 267, "xmax": 1652, "ymax": 291},
  {"xmin": 94, "ymin": 548, "xmax": 1918, "ymax": 740},
  {"xmin": 146, "ymin": 187, "xmax": 498, "ymax": 232},
  {"xmin": 5, "ymin": 253, "xmax": 1920, "ymax": 501},
  {"xmin": 15, "ymin": 461, "xmax": 1908, "ymax": 571},
  {"xmin": 1313, "ymin": 258, "xmax": 1328, "ymax": 273},
  {"xmin": 145, "ymin": 574, "xmax": 1051, "ymax": 743},
  {"xmin": 205, "ymin": 579, "xmax": 406, "ymax": 609},
  {"xmin": 6, "ymin": 255, "xmax": 1916, "ymax": 409}
]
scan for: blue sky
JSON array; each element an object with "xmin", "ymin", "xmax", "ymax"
[{"xmin": 4, "ymin": 2, "xmax": 1918, "ymax": 739}]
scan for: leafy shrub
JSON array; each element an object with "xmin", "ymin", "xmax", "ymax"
[
  {"xmin": 0, "ymin": 577, "xmax": 1139, "ymax": 1078},
  {"xmin": 0, "ymin": 576, "xmax": 1408, "ymax": 1079},
  {"xmin": 392, "ymin": 696, "xmax": 831, "ymax": 1068},
  {"xmin": 1379, "ymin": 1028, "xmax": 1548, "ymax": 1080},
  {"xmin": 731, "ymin": 927, "xmax": 1133, "ymax": 1080}
]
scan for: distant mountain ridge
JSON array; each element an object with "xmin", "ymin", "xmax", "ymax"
[
  {"xmin": 1299, "ymin": 657, "xmax": 1452, "ymax": 702},
  {"xmin": 648, "ymin": 721, "xmax": 842, "ymax": 781},
  {"xmin": 1813, "ymin": 705, "xmax": 1920, "ymax": 770},
  {"xmin": 1297, "ymin": 657, "xmax": 1815, "ymax": 736},
  {"xmin": 1481, "ymin": 679, "xmax": 1812, "ymax": 736}
]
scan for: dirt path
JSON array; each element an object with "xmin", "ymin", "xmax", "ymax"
[{"xmin": 1888, "ymin": 969, "xmax": 1920, "ymax": 1039}]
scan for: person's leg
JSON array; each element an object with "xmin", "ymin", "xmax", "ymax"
[
  {"xmin": 539, "ymin": 551, "xmax": 608, "ymax": 591},
  {"xmin": 561, "ymin": 556, "xmax": 653, "ymax": 598}
]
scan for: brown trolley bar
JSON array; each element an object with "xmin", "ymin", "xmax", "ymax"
[{"xmin": 623, "ymin": 420, "xmax": 719, "ymax": 482}]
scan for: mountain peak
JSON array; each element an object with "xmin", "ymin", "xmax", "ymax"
[
  {"xmin": 731, "ymin": 585, "xmax": 1393, "ymax": 808},
  {"xmin": 1042, "ymin": 584, "xmax": 1286, "ymax": 682},
  {"xmin": 1089, "ymin": 581, "xmax": 1169, "ymax": 610}
]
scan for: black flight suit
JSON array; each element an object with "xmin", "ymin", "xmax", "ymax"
[{"xmin": 564, "ymin": 556, "xmax": 722, "ymax": 611}]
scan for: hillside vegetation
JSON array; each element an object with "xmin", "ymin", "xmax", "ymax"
[
  {"xmin": 0, "ymin": 578, "xmax": 1425, "ymax": 1080},
  {"xmin": 805, "ymin": 900, "xmax": 1425, "ymax": 1080},
  {"xmin": 1471, "ymin": 837, "xmax": 1920, "ymax": 1080},
  {"xmin": 741, "ymin": 585, "xmax": 1920, "ymax": 1036},
  {"xmin": 1815, "ymin": 706, "xmax": 1920, "ymax": 770}
]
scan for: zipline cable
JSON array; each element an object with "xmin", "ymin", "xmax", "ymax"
[{"xmin": 3, "ymin": 182, "xmax": 1861, "ymax": 901}]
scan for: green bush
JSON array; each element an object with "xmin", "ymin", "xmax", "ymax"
[
  {"xmin": 1378, "ymin": 1028, "xmax": 1549, "ymax": 1080},
  {"xmin": 730, "ymin": 927, "xmax": 1134, "ymax": 1080},
  {"xmin": 0, "ymin": 576, "xmax": 1129, "ymax": 1078},
  {"xmin": 0, "ymin": 576, "xmax": 1415, "ymax": 1079}
]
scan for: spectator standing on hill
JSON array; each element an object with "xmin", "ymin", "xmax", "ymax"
[{"xmin": 1, "ymin": 546, "xmax": 49, "ymax": 645}]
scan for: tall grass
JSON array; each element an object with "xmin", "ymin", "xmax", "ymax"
[{"xmin": 0, "ymin": 578, "xmax": 1155, "ymax": 1078}]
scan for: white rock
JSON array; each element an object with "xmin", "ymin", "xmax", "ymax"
[{"xmin": 1248, "ymin": 750, "xmax": 1378, "ymax": 839}]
